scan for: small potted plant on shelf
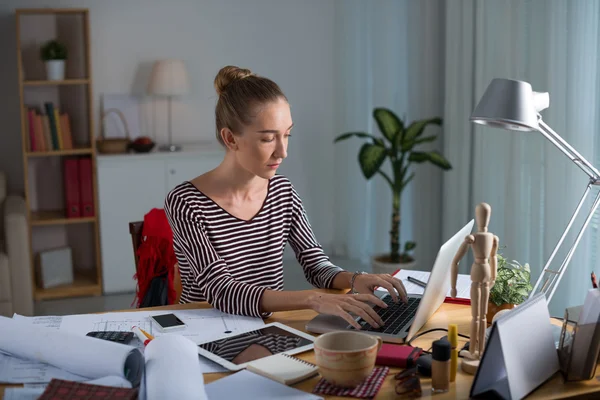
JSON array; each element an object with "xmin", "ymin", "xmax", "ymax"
[
  {"xmin": 40, "ymin": 39, "xmax": 68, "ymax": 81},
  {"xmin": 487, "ymin": 253, "xmax": 533, "ymax": 322},
  {"xmin": 334, "ymin": 108, "xmax": 452, "ymax": 274}
]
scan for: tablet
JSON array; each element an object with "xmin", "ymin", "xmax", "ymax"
[{"xmin": 196, "ymin": 322, "xmax": 315, "ymax": 371}]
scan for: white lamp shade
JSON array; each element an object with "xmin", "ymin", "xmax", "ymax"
[
  {"xmin": 470, "ymin": 78, "xmax": 550, "ymax": 132},
  {"xmin": 148, "ymin": 59, "xmax": 190, "ymax": 96}
]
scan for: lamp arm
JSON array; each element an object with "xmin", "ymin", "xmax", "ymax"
[
  {"xmin": 537, "ymin": 119, "xmax": 600, "ymax": 180},
  {"xmin": 529, "ymin": 183, "xmax": 592, "ymax": 300}
]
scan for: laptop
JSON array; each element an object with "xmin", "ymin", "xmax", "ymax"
[{"xmin": 305, "ymin": 219, "xmax": 475, "ymax": 343}]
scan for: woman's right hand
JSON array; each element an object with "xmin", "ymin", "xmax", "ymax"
[{"xmin": 308, "ymin": 292, "xmax": 387, "ymax": 330}]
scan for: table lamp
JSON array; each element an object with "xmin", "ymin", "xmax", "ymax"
[
  {"xmin": 148, "ymin": 59, "xmax": 190, "ymax": 152},
  {"xmin": 470, "ymin": 78, "xmax": 600, "ymax": 303}
]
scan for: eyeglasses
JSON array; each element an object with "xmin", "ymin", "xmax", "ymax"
[{"xmin": 395, "ymin": 366, "xmax": 421, "ymax": 397}]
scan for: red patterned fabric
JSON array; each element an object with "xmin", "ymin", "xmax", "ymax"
[
  {"xmin": 38, "ymin": 379, "xmax": 138, "ymax": 400},
  {"xmin": 312, "ymin": 366, "xmax": 389, "ymax": 399},
  {"xmin": 133, "ymin": 208, "xmax": 177, "ymax": 307}
]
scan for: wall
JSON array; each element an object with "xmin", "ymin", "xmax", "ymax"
[{"xmin": 0, "ymin": 0, "xmax": 337, "ymax": 251}]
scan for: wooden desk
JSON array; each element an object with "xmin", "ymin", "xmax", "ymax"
[{"xmin": 1, "ymin": 298, "xmax": 599, "ymax": 399}]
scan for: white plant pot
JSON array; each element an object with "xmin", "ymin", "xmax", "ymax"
[
  {"xmin": 46, "ymin": 60, "xmax": 65, "ymax": 81},
  {"xmin": 371, "ymin": 254, "xmax": 417, "ymax": 275}
]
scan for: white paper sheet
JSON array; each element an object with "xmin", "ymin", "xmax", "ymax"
[
  {"xmin": 141, "ymin": 335, "xmax": 208, "ymax": 400},
  {"xmin": 205, "ymin": 370, "xmax": 323, "ymax": 400},
  {"xmin": 381, "ymin": 270, "xmax": 471, "ymax": 299},
  {"xmin": 0, "ymin": 352, "xmax": 88, "ymax": 384},
  {"xmin": 0, "ymin": 316, "xmax": 144, "ymax": 385},
  {"xmin": 3, "ymin": 387, "xmax": 45, "ymax": 400},
  {"xmin": 9, "ymin": 308, "xmax": 264, "ymax": 380}
]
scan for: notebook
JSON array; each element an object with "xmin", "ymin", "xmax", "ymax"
[
  {"xmin": 246, "ymin": 353, "xmax": 319, "ymax": 385},
  {"xmin": 382, "ymin": 269, "xmax": 472, "ymax": 305}
]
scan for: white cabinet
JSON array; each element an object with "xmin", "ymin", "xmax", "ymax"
[{"xmin": 97, "ymin": 149, "xmax": 223, "ymax": 294}]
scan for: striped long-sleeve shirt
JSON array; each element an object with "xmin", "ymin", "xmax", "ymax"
[{"xmin": 164, "ymin": 174, "xmax": 344, "ymax": 317}]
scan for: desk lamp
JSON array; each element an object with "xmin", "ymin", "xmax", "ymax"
[
  {"xmin": 470, "ymin": 78, "xmax": 600, "ymax": 303},
  {"xmin": 148, "ymin": 59, "xmax": 190, "ymax": 152}
]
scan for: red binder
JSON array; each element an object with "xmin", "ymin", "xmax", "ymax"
[
  {"xmin": 78, "ymin": 158, "xmax": 94, "ymax": 217},
  {"xmin": 63, "ymin": 159, "xmax": 81, "ymax": 218}
]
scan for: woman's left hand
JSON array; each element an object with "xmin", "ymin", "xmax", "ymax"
[{"xmin": 352, "ymin": 273, "xmax": 408, "ymax": 303}]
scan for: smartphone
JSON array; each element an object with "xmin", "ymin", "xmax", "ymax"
[{"xmin": 150, "ymin": 313, "xmax": 187, "ymax": 332}]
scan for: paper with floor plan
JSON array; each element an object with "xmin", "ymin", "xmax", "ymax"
[
  {"xmin": 0, "ymin": 316, "xmax": 144, "ymax": 385},
  {"xmin": 4, "ymin": 308, "xmax": 264, "ymax": 382},
  {"xmin": 380, "ymin": 270, "xmax": 472, "ymax": 299}
]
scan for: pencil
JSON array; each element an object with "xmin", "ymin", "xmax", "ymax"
[
  {"xmin": 139, "ymin": 327, "xmax": 154, "ymax": 340},
  {"xmin": 132, "ymin": 326, "xmax": 152, "ymax": 346}
]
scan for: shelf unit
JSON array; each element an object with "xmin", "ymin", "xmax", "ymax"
[{"xmin": 16, "ymin": 8, "xmax": 102, "ymax": 301}]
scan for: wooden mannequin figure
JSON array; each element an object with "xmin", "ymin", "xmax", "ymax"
[{"xmin": 450, "ymin": 202, "xmax": 498, "ymax": 375}]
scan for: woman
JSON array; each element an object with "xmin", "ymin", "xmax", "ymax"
[{"xmin": 164, "ymin": 65, "xmax": 408, "ymax": 330}]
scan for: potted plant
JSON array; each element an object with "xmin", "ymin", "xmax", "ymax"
[
  {"xmin": 334, "ymin": 108, "xmax": 452, "ymax": 274},
  {"xmin": 40, "ymin": 39, "xmax": 68, "ymax": 81},
  {"xmin": 487, "ymin": 253, "xmax": 533, "ymax": 322}
]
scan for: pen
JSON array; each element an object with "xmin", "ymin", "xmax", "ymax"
[
  {"xmin": 407, "ymin": 276, "xmax": 427, "ymax": 288},
  {"xmin": 132, "ymin": 326, "xmax": 152, "ymax": 346}
]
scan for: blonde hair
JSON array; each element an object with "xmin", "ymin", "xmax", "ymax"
[{"xmin": 214, "ymin": 65, "xmax": 287, "ymax": 146}]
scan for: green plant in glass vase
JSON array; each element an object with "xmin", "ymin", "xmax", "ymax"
[
  {"xmin": 487, "ymin": 252, "xmax": 533, "ymax": 321},
  {"xmin": 334, "ymin": 108, "xmax": 452, "ymax": 273}
]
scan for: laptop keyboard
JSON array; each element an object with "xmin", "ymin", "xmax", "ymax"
[{"xmin": 356, "ymin": 296, "xmax": 421, "ymax": 335}]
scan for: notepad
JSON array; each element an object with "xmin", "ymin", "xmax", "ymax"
[
  {"xmin": 246, "ymin": 353, "xmax": 319, "ymax": 385},
  {"xmin": 206, "ymin": 370, "xmax": 322, "ymax": 400}
]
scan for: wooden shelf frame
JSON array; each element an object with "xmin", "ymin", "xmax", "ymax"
[
  {"xmin": 34, "ymin": 271, "xmax": 101, "ymax": 301},
  {"xmin": 26, "ymin": 147, "xmax": 93, "ymax": 157},
  {"xmin": 24, "ymin": 79, "xmax": 90, "ymax": 86},
  {"xmin": 30, "ymin": 210, "xmax": 97, "ymax": 226},
  {"xmin": 16, "ymin": 8, "xmax": 104, "ymax": 301}
]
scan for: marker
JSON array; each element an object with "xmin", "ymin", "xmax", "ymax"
[
  {"xmin": 132, "ymin": 326, "xmax": 152, "ymax": 346},
  {"xmin": 448, "ymin": 324, "xmax": 458, "ymax": 382},
  {"xmin": 407, "ymin": 276, "xmax": 427, "ymax": 288}
]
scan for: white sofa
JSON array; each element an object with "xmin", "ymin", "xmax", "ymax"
[{"xmin": 0, "ymin": 171, "xmax": 33, "ymax": 316}]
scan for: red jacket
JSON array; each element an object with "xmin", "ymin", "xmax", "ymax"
[{"xmin": 133, "ymin": 208, "xmax": 177, "ymax": 307}]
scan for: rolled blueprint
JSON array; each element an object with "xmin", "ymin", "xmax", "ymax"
[
  {"xmin": 0, "ymin": 316, "xmax": 143, "ymax": 387},
  {"xmin": 141, "ymin": 335, "xmax": 208, "ymax": 400}
]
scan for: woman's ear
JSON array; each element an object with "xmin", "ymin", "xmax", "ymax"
[{"xmin": 220, "ymin": 128, "xmax": 238, "ymax": 151}]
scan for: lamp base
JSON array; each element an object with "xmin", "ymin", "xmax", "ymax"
[{"xmin": 158, "ymin": 143, "xmax": 181, "ymax": 152}]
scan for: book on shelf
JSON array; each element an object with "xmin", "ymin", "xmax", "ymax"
[
  {"xmin": 24, "ymin": 103, "xmax": 74, "ymax": 152},
  {"xmin": 63, "ymin": 157, "xmax": 94, "ymax": 219}
]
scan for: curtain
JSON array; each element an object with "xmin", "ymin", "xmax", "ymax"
[
  {"xmin": 333, "ymin": 0, "xmax": 446, "ymax": 271},
  {"xmin": 444, "ymin": 0, "xmax": 600, "ymax": 316}
]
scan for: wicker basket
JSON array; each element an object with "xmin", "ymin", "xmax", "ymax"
[
  {"xmin": 96, "ymin": 138, "xmax": 131, "ymax": 154},
  {"xmin": 97, "ymin": 108, "xmax": 131, "ymax": 154}
]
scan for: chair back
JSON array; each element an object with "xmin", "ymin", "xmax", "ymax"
[{"xmin": 129, "ymin": 221, "xmax": 182, "ymax": 304}]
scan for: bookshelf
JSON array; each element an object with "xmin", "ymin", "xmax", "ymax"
[{"xmin": 16, "ymin": 8, "xmax": 102, "ymax": 301}]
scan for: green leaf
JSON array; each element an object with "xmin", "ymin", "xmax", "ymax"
[
  {"xmin": 401, "ymin": 135, "xmax": 438, "ymax": 152},
  {"xmin": 404, "ymin": 241, "xmax": 416, "ymax": 252},
  {"xmin": 373, "ymin": 108, "xmax": 403, "ymax": 143},
  {"xmin": 334, "ymin": 132, "xmax": 384, "ymax": 147},
  {"xmin": 426, "ymin": 151, "xmax": 452, "ymax": 170},
  {"xmin": 408, "ymin": 151, "xmax": 429, "ymax": 163},
  {"xmin": 358, "ymin": 143, "xmax": 387, "ymax": 179},
  {"xmin": 403, "ymin": 117, "xmax": 442, "ymax": 143}
]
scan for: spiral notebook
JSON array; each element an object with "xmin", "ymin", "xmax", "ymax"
[{"xmin": 246, "ymin": 353, "xmax": 318, "ymax": 385}]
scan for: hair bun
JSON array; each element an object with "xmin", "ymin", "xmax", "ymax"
[{"xmin": 214, "ymin": 65, "xmax": 254, "ymax": 96}]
